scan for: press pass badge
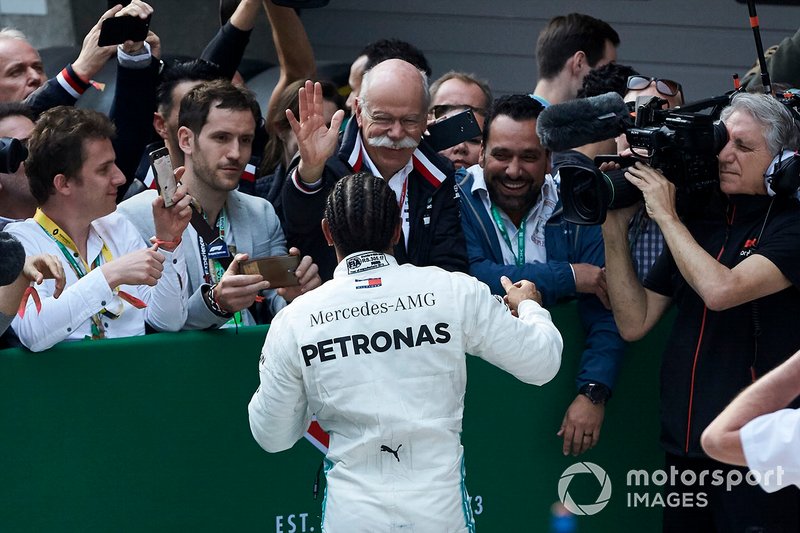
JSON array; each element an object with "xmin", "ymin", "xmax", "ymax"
[{"xmin": 149, "ymin": 147, "xmax": 177, "ymax": 207}]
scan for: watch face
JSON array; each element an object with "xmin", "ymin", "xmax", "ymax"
[{"xmin": 583, "ymin": 383, "xmax": 609, "ymax": 404}]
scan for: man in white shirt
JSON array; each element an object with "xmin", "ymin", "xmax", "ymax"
[
  {"xmin": 6, "ymin": 106, "xmax": 191, "ymax": 352},
  {"xmin": 702, "ymin": 348, "xmax": 800, "ymax": 492}
]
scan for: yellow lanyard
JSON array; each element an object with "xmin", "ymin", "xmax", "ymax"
[{"xmin": 34, "ymin": 209, "xmax": 120, "ymax": 339}]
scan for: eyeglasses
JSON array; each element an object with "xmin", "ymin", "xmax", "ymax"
[
  {"xmin": 429, "ymin": 104, "xmax": 487, "ymax": 120},
  {"xmin": 363, "ymin": 107, "xmax": 424, "ymax": 133},
  {"xmin": 627, "ymin": 76, "xmax": 683, "ymax": 99}
]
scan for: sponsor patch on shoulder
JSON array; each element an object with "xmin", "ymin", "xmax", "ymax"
[
  {"xmin": 355, "ymin": 277, "xmax": 382, "ymax": 289},
  {"xmin": 346, "ymin": 252, "xmax": 390, "ymax": 275}
]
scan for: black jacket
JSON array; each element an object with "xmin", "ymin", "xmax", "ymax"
[
  {"xmin": 281, "ymin": 119, "xmax": 468, "ymax": 281},
  {"xmin": 645, "ymin": 193, "xmax": 800, "ymax": 457}
]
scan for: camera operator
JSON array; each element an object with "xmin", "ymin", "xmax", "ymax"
[{"xmin": 602, "ymin": 92, "xmax": 800, "ymax": 531}]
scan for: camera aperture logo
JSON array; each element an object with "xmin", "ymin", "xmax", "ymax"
[{"xmin": 558, "ymin": 462, "xmax": 612, "ymax": 515}]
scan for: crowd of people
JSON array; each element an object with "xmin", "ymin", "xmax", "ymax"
[{"xmin": 1, "ymin": 2, "xmax": 800, "ymax": 531}]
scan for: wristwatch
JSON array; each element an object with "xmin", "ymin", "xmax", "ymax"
[{"xmin": 579, "ymin": 383, "xmax": 611, "ymax": 405}]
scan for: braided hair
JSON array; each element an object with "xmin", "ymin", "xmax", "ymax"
[{"xmin": 324, "ymin": 172, "xmax": 399, "ymax": 257}]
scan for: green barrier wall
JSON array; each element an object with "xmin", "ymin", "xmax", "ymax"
[{"xmin": 0, "ymin": 303, "xmax": 672, "ymax": 532}]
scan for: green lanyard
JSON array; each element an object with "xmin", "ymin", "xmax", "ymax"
[
  {"xmin": 34, "ymin": 212, "xmax": 109, "ymax": 339},
  {"xmin": 203, "ymin": 207, "xmax": 241, "ymax": 325},
  {"xmin": 490, "ymin": 204, "xmax": 527, "ymax": 267}
]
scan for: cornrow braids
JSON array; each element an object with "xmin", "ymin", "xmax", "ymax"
[{"xmin": 324, "ymin": 172, "xmax": 400, "ymax": 257}]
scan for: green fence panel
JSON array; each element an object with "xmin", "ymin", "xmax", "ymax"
[{"xmin": 0, "ymin": 303, "xmax": 672, "ymax": 532}]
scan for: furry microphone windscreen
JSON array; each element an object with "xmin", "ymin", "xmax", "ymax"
[{"xmin": 0, "ymin": 232, "xmax": 25, "ymax": 287}]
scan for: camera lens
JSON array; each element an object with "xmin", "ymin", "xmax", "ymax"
[
  {"xmin": 0, "ymin": 137, "xmax": 28, "ymax": 174},
  {"xmin": 604, "ymin": 169, "xmax": 642, "ymax": 210}
]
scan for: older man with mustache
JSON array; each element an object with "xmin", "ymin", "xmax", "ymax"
[{"xmin": 280, "ymin": 58, "xmax": 468, "ymax": 280}]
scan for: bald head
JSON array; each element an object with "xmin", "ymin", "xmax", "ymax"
[
  {"xmin": 354, "ymin": 59, "xmax": 430, "ymax": 178},
  {"xmin": 359, "ymin": 58, "xmax": 429, "ymax": 116}
]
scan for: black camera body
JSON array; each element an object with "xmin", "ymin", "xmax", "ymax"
[
  {"xmin": 560, "ymin": 96, "xmax": 728, "ymax": 225},
  {"xmin": 0, "ymin": 137, "xmax": 28, "ymax": 174},
  {"xmin": 627, "ymin": 110, "xmax": 725, "ymax": 198}
]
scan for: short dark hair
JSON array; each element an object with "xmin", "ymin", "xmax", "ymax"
[
  {"xmin": 361, "ymin": 38, "xmax": 432, "ymax": 77},
  {"xmin": 483, "ymin": 95, "xmax": 544, "ymax": 145},
  {"xmin": 178, "ymin": 79, "xmax": 261, "ymax": 136},
  {"xmin": 536, "ymin": 13, "xmax": 619, "ymax": 79},
  {"xmin": 324, "ymin": 171, "xmax": 399, "ymax": 257},
  {"xmin": 156, "ymin": 59, "xmax": 223, "ymax": 116},
  {"xmin": 577, "ymin": 63, "xmax": 639, "ymax": 99},
  {"xmin": 0, "ymin": 102, "xmax": 35, "ymax": 125},
  {"xmin": 26, "ymin": 106, "xmax": 116, "ymax": 204}
]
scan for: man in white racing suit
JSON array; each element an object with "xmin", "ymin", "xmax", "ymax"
[{"xmin": 248, "ymin": 171, "xmax": 563, "ymax": 532}]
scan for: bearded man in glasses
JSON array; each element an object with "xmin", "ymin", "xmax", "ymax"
[
  {"xmin": 281, "ymin": 59, "xmax": 468, "ymax": 281},
  {"xmin": 603, "ymin": 92, "xmax": 800, "ymax": 531}
]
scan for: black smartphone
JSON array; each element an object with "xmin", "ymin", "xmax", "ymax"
[
  {"xmin": 425, "ymin": 109, "xmax": 482, "ymax": 152},
  {"xmin": 98, "ymin": 15, "xmax": 150, "ymax": 46},
  {"xmin": 593, "ymin": 155, "xmax": 637, "ymax": 168},
  {"xmin": 107, "ymin": 0, "xmax": 133, "ymax": 8}
]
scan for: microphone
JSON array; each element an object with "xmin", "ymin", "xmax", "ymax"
[
  {"xmin": 0, "ymin": 232, "xmax": 25, "ymax": 287},
  {"xmin": 536, "ymin": 92, "xmax": 631, "ymax": 152}
]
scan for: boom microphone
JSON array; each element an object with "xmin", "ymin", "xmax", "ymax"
[{"xmin": 536, "ymin": 92, "xmax": 632, "ymax": 152}]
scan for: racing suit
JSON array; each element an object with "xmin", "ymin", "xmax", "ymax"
[{"xmin": 249, "ymin": 251, "xmax": 563, "ymax": 532}]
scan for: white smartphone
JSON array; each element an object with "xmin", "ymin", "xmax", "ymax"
[{"xmin": 149, "ymin": 147, "xmax": 177, "ymax": 207}]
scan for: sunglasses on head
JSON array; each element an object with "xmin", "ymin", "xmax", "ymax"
[{"xmin": 627, "ymin": 76, "xmax": 683, "ymax": 98}]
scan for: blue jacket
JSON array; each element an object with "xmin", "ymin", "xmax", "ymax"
[{"xmin": 458, "ymin": 170, "xmax": 626, "ymax": 391}]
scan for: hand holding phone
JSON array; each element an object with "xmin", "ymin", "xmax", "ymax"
[
  {"xmin": 98, "ymin": 14, "xmax": 151, "ymax": 46},
  {"xmin": 149, "ymin": 147, "xmax": 177, "ymax": 207},
  {"xmin": 425, "ymin": 109, "xmax": 482, "ymax": 152}
]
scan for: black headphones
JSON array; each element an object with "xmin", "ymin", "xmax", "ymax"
[{"xmin": 764, "ymin": 149, "xmax": 800, "ymax": 199}]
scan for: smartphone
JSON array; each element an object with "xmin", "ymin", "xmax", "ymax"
[
  {"xmin": 593, "ymin": 155, "xmax": 637, "ymax": 169},
  {"xmin": 107, "ymin": 0, "xmax": 133, "ymax": 8},
  {"xmin": 148, "ymin": 147, "xmax": 177, "ymax": 207},
  {"xmin": 98, "ymin": 14, "xmax": 151, "ymax": 46},
  {"xmin": 425, "ymin": 109, "xmax": 482, "ymax": 152},
  {"xmin": 240, "ymin": 255, "xmax": 301, "ymax": 288}
]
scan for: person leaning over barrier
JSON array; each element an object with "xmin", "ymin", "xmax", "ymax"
[
  {"xmin": 248, "ymin": 171, "xmax": 562, "ymax": 532},
  {"xmin": 6, "ymin": 106, "xmax": 191, "ymax": 352}
]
